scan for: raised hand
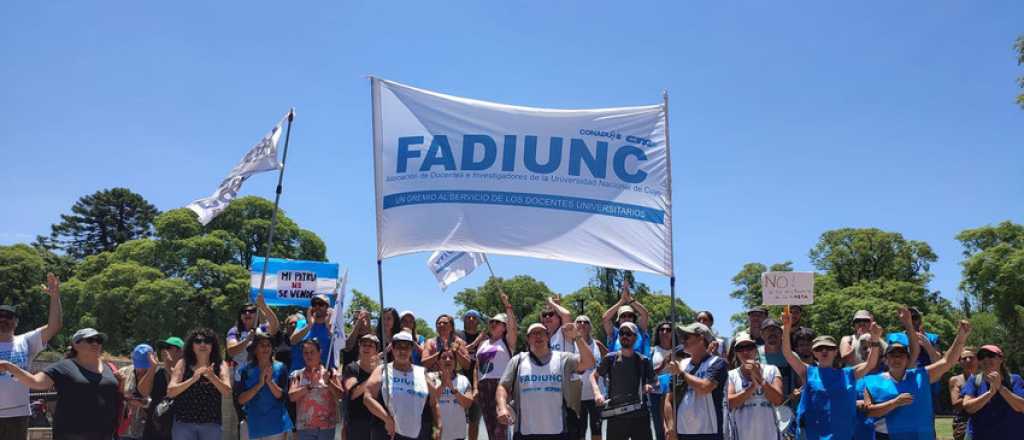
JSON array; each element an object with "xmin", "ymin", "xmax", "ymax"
[
  {"xmin": 500, "ymin": 293, "xmax": 512, "ymax": 309},
  {"xmin": 148, "ymin": 351, "xmax": 160, "ymax": 369},
  {"xmin": 897, "ymin": 307, "xmax": 913, "ymax": 328},
  {"xmin": 780, "ymin": 311, "xmax": 793, "ymax": 331},
  {"xmin": 562, "ymin": 322, "xmax": 577, "ymax": 341},
  {"xmin": 44, "ymin": 273, "xmax": 60, "ymax": 298},
  {"xmin": 306, "ymin": 307, "xmax": 315, "ymax": 325},
  {"xmin": 869, "ymin": 323, "xmax": 884, "ymax": 341},
  {"xmin": 957, "ymin": 320, "xmax": 972, "ymax": 336}
]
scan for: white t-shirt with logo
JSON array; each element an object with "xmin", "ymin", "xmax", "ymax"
[
  {"xmin": 727, "ymin": 364, "xmax": 781, "ymax": 440},
  {"xmin": 437, "ymin": 374, "xmax": 470, "ymax": 440},
  {"xmin": 518, "ymin": 351, "xmax": 568, "ymax": 435},
  {"xmin": 0, "ymin": 328, "xmax": 45, "ymax": 418},
  {"xmin": 382, "ymin": 363, "xmax": 429, "ymax": 439}
]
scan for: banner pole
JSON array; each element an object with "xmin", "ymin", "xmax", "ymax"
[
  {"xmin": 255, "ymin": 109, "xmax": 295, "ymax": 326},
  {"xmin": 482, "ymin": 254, "xmax": 508, "ymax": 300}
]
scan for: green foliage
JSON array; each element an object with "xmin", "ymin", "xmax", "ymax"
[
  {"xmin": 37, "ymin": 188, "xmax": 159, "ymax": 259},
  {"xmin": 809, "ymin": 228, "xmax": 936, "ymax": 288},
  {"xmin": 1017, "ymin": 36, "xmax": 1024, "ymax": 108},
  {"xmin": 0, "ymin": 244, "xmax": 50, "ymax": 334},
  {"xmin": 956, "ymin": 221, "xmax": 1024, "ymax": 370},
  {"xmin": 51, "ymin": 196, "xmax": 327, "ymax": 354},
  {"xmin": 728, "ymin": 261, "xmax": 793, "ymax": 328},
  {"xmin": 454, "ymin": 275, "xmax": 555, "ymax": 350}
]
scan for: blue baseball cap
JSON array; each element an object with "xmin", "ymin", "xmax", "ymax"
[
  {"xmin": 132, "ymin": 344, "xmax": 154, "ymax": 369},
  {"xmin": 463, "ymin": 310, "xmax": 482, "ymax": 320}
]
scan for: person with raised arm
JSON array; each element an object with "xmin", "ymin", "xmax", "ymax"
[
  {"xmin": 960, "ymin": 344, "xmax": 1024, "ymax": 439},
  {"xmin": 862, "ymin": 308, "xmax": 967, "ymax": 440},
  {"xmin": 289, "ymin": 294, "xmax": 333, "ymax": 371},
  {"xmin": 364, "ymin": 331, "xmax": 442, "ymax": 440},
  {"xmin": 781, "ymin": 308, "xmax": 881, "ymax": 440},
  {"xmin": 602, "ymin": 280, "xmax": 651, "ymax": 356},
  {"xmin": 543, "ymin": 294, "xmax": 574, "ymax": 352},
  {"xmin": 496, "ymin": 321, "xmax": 595, "ymax": 439},
  {"xmin": 475, "ymin": 293, "xmax": 517, "ymax": 440},
  {"xmin": 0, "ymin": 272, "xmax": 62, "ymax": 440},
  {"xmin": 167, "ymin": 328, "xmax": 234, "ymax": 440}
]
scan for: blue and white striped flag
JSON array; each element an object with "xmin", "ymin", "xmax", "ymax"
[{"xmin": 427, "ymin": 251, "xmax": 486, "ymax": 291}]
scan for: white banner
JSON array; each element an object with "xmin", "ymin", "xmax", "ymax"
[
  {"xmin": 372, "ymin": 79, "xmax": 673, "ymax": 276},
  {"xmin": 187, "ymin": 112, "xmax": 288, "ymax": 225},
  {"xmin": 328, "ymin": 268, "xmax": 349, "ymax": 368},
  {"xmin": 761, "ymin": 272, "xmax": 815, "ymax": 305},
  {"xmin": 427, "ymin": 250, "xmax": 486, "ymax": 291}
]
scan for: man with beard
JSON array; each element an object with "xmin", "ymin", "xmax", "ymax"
[
  {"xmin": 0, "ymin": 273, "xmax": 62, "ymax": 440},
  {"xmin": 290, "ymin": 294, "xmax": 334, "ymax": 371}
]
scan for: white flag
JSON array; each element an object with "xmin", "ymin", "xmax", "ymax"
[
  {"xmin": 328, "ymin": 268, "xmax": 349, "ymax": 369},
  {"xmin": 187, "ymin": 112, "xmax": 289, "ymax": 225},
  {"xmin": 427, "ymin": 250, "xmax": 486, "ymax": 291},
  {"xmin": 372, "ymin": 79, "xmax": 673, "ymax": 276}
]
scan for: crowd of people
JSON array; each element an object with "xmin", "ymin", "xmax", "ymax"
[{"xmin": 1, "ymin": 274, "xmax": 1023, "ymax": 440}]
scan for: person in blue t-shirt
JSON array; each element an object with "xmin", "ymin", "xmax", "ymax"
[
  {"xmin": 238, "ymin": 331, "xmax": 294, "ymax": 439},
  {"xmin": 290, "ymin": 295, "xmax": 333, "ymax": 371},
  {"xmin": 864, "ymin": 308, "xmax": 972, "ymax": 440},
  {"xmin": 884, "ymin": 307, "xmax": 940, "ymax": 368},
  {"xmin": 782, "ymin": 310, "xmax": 882, "ymax": 440},
  {"xmin": 961, "ymin": 344, "xmax": 1024, "ymax": 439},
  {"xmin": 602, "ymin": 279, "xmax": 651, "ymax": 356}
]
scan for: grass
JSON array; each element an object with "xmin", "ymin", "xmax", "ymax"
[{"xmin": 935, "ymin": 415, "xmax": 954, "ymax": 440}]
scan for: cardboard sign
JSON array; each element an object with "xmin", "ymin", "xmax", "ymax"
[
  {"xmin": 761, "ymin": 271, "xmax": 814, "ymax": 305},
  {"xmin": 250, "ymin": 257, "xmax": 339, "ymax": 307}
]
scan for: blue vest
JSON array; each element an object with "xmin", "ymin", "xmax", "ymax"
[
  {"xmin": 863, "ymin": 368, "xmax": 934, "ymax": 440},
  {"xmin": 797, "ymin": 366, "xmax": 857, "ymax": 440}
]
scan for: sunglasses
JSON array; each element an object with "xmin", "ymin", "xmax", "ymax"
[
  {"xmin": 658, "ymin": 327, "xmax": 673, "ymax": 333},
  {"xmin": 977, "ymin": 352, "xmax": 1000, "ymax": 360},
  {"xmin": 192, "ymin": 337, "xmax": 214, "ymax": 345},
  {"xmin": 359, "ymin": 341, "xmax": 378, "ymax": 348},
  {"xmin": 241, "ymin": 309, "xmax": 257, "ymax": 315},
  {"xmin": 813, "ymin": 346, "xmax": 837, "ymax": 353},
  {"xmin": 853, "ymin": 319, "xmax": 871, "ymax": 325},
  {"xmin": 619, "ymin": 331, "xmax": 636, "ymax": 337},
  {"xmin": 81, "ymin": 337, "xmax": 104, "ymax": 345},
  {"xmin": 541, "ymin": 312, "xmax": 556, "ymax": 318},
  {"xmin": 735, "ymin": 344, "xmax": 756, "ymax": 352},
  {"xmin": 312, "ymin": 302, "xmax": 328, "ymax": 308},
  {"xmin": 393, "ymin": 342, "xmax": 413, "ymax": 350}
]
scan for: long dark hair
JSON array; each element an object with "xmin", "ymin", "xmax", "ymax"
[
  {"xmin": 183, "ymin": 328, "xmax": 223, "ymax": 375},
  {"xmin": 377, "ymin": 308, "xmax": 401, "ymax": 339},
  {"xmin": 234, "ymin": 303, "xmax": 257, "ymax": 333},
  {"xmin": 654, "ymin": 321, "xmax": 675, "ymax": 350}
]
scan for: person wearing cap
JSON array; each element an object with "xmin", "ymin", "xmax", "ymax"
[
  {"xmin": 475, "ymin": 298, "xmax": 517, "ymax": 440},
  {"xmin": 139, "ymin": 336, "xmax": 185, "ymax": 440},
  {"xmin": 662, "ymin": 322, "xmax": 728, "ymax": 440},
  {"xmin": 364, "ymin": 330, "xmax": 443, "ymax": 440},
  {"xmin": 168, "ymin": 328, "xmax": 234, "ymax": 440},
  {"xmin": 290, "ymin": 294, "xmax": 334, "ymax": 371},
  {"xmin": 575, "ymin": 315, "xmax": 609, "ymax": 440},
  {"xmin": 227, "ymin": 294, "xmax": 280, "ymax": 377},
  {"xmin": 496, "ymin": 320, "xmax": 595, "ymax": 439},
  {"xmin": 961, "ymin": 344, "xmax": 1024, "ymax": 439},
  {"xmin": 840, "ymin": 310, "xmax": 876, "ymax": 366},
  {"xmin": 744, "ymin": 307, "xmax": 768, "ymax": 346},
  {"xmin": 343, "ymin": 309, "xmax": 372, "ymax": 368},
  {"xmin": 238, "ymin": 330, "xmax": 293, "ymax": 439},
  {"xmin": 343, "ymin": 333, "xmax": 385, "ymax": 440},
  {"xmin": 116, "ymin": 344, "xmax": 159, "ymax": 439},
  {"xmin": 592, "ymin": 321, "xmax": 655, "ymax": 440},
  {"xmin": 422, "ymin": 314, "xmax": 470, "ymax": 372},
  {"xmin": 397, "ymin": 310, "xmax": 429, "ymax": 365},
  {"xmin": 884, "ymin": 307, "xmax": 941, "ymax": 368},
  {"xmin": 649, "ymin": 322, "xmax": 677, "ymax": 440},
  {"xmin": 757, "ymin": 318, "xmax": 798, "ymax": 404},
  {"xmin": 289, "ymin": 338, "xmax": 343, "ymax": 440},
  {"xmin": 781, "ymin": 309, "xmax": 881, "ymax": 440},
  {"xmin": 863, "ymin": 310, "xmax": 971, "ymax": 440},
  {"xmin": 0, "ymin": 272, "xmax": 62, "ymax": 439},
  {"xmin": 725, "ymin": 333, "xmax": 784, "ymax": 440},
  {"xmin": 1, "ymin": 327, "xmax": 121, "ymax": 440},
  {"xmin": 947, "ymin": 347, "xmax": 978, "ymax": 440},
  {"xmin": 455, "ymin": 309, "xmax": 485, "ymax": 440},
  {"xmin": 602, "ymin": 279, "xmax": 652, "ymax": 356}
]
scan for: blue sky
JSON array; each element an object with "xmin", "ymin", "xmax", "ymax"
[{"xmin": 2, "ymin": 2, "xmax": 1021, "ymax": 334}]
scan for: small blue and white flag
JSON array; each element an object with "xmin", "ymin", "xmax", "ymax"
[
  {"xmin": 427, "ymin": 251, "xmax": 486, "ymax": 291},
  {"xmin": 328, "ymin": 268, "xmax": 349, "ymax": 369}
]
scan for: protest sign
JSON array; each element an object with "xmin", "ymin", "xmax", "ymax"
[
  {"xmin": 372, "ymin": 78, "xmax": 674, "ymax": 276},
  {"xmin": 250, "ymin": 257, "xmax": 339, "ymax": 307},
  {"xmin": 761, "ymin": 271, "xmax": 814, "ymax": 305}
]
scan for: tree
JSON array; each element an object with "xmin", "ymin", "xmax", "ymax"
[
  {"xmin": 956, "ymin": 221, "xmax": 1024, "ymax": 369},
  {"xmin": 56, "ymin": 196, "xmax": 329, "ymax": 354},
  {"xmin": 0, "ymin": 244, "xmax": 49, "ymax": 334},
  {"xmin": 38, "ymin": 188, "xmax": 159, "ymax": 259},
  {"xmin": 809, "ymin": 228, "xmax": 937, "ymax": 288},
  {"xmin": 728, "ymin": 261, "xmax": 793, "ymax": 328},
  {"xmin": 1017, "ymin": 35, "xmax": 1024, "ymax": 108}
]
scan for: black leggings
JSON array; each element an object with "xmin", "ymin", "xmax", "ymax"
[
  {"xmin": 577, "ymin": 399, "xmax": 602, "ymax": 438},
  {"xmin": 607, "ymin": 413, "xmax": 653, "ymax": 440}
]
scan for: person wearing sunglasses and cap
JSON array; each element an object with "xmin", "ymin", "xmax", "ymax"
[
  {"xmin": 0, "ymin": 272, "xmax": 62, "ymax": 440},
  {"xmin": 725, "ymin": 333, "xmax": 785, "ymax": 440},
  {"xmin": 1, "ymin": 328, "xmax": 121, "ymax": 440},
  {"xmin": 290, "ymin": 294, "xmax": 335, "ymax": 371},
  {"xmin": 662, "ymin": 322, "xmax": 727, "ymax": 440},
  {"xmin": 960, "ymin": 344, "xmax": 1024, "ymax": 439},
  {"xmin": 496, "ymin": 320, "xmax": 595, "ymax": 439},
  {"xmin": 863, "ymin": 310, "xmax": 971, "ymax": 440},
  {"xmin": 602, "ymin": 279, "xmax": 651, "ymax": 356},
  {"xmin": 781, "ymin": 309, "xmax": 882, "ymax": 440},
  {"xmin": 947, "ymin": 347, "xmax": 978, "ymax": 440},
  {"xmin": 475, "ymin": 302, "xmax": 517, "ymax": 440},
  {"xmin": 364, "ymin": 330, "xmax": 442, "ymax": 440},
  {"xmin": 592, "ymin": 321, "xmax": 655, "ymax": 440},
  {"xmin": 541, "ymin": 295, "xmax": 574, "ymax": 353},
  {"xmin": 840, "ymin": 310, "xmax": 876, "ymax": 367},
  {"xmin": 139, "ymin": 336, "xmax": 185, "ymax": 440}
]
